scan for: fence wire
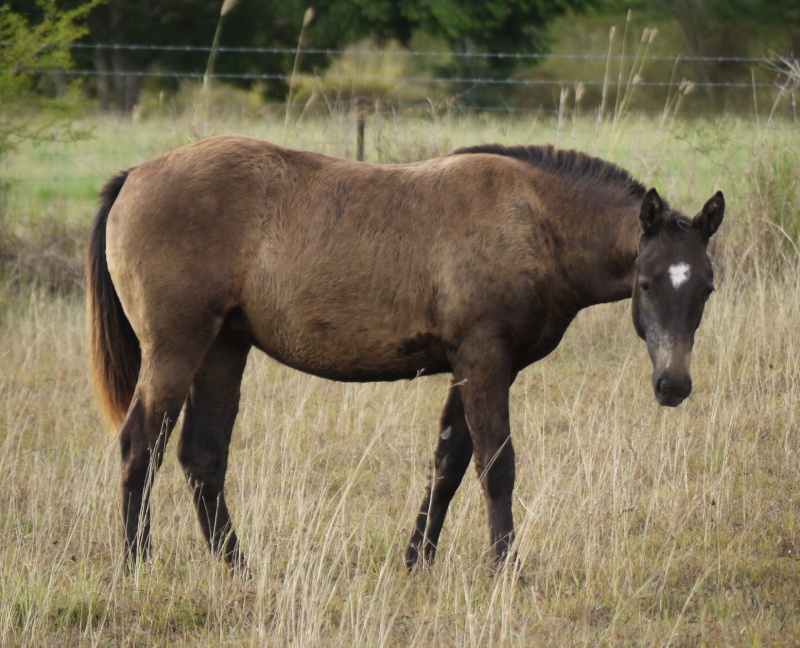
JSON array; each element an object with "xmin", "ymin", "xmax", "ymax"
[
  {"xmin": 59, "ymin": 67, "xmax": 790, "ymax": 91},
  {"xmin": 58, "ymin": 43, "xmax": 800, "ymax": 118},
  {"xmin": 72, "ymin": 42, "xmax": 793, "ymax": 65}
]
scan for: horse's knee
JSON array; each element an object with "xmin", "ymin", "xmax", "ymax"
[
  {"xmin": 477, "ymin": 441, "xmax": 515, "ymax": 500},
  {"xmin": 184, "ymin": 468, "xmax": 225, "ymax": 498},
  {"xmin": 175, "ymin": 427, "xmax": 194, "ymax": 470},
  {"xmin": 433, "ymin": 444, "xmax": 472, "ymax": 494},
  {"xmin": 178, "ymin": 438, "xmax": 226, "ymax": 497},
  {"xmin": 119, "ymin": 400, "xmax": 157, "ymax": 488},
  {"xmin": 121, "ymin": 452, "xmax": 153, "ymax": 491},
  {"xmin": 179, "ymin": 451, "xmax": 223, "ymax": 490}
]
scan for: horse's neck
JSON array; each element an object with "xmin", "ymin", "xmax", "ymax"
[{"xmin": 556, "ymin": 203, "xmax": 641, "ymax": 309}]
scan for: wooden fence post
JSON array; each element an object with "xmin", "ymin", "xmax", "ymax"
[{"xmin": 356, "ymin": 97, "xmax": 366, "ymax": 162}]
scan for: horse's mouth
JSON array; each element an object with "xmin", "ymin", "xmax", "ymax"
[
  {"xmin": 655, "ymin": 391, "xmax": 688, "ymax": 407},
  {"xmin": 653, "ymin": 375, "xmax": 692, "ymax": 407}
]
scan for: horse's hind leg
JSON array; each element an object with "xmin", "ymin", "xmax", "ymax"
[
  {"xmin": 405, "ymin": 383, "xmax": 473, "ymax": 569},
  {"xmin": 121, "ymin": 349, "xmax": 203, "ymax": 566},
  {"xmin": 177, "ymin": 330, "xmax": 250, "ymax": 571}
]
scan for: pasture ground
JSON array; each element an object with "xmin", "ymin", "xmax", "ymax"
[{"xmin": 1, "ymin": 109, "xmax": 799, "ymax": 645}]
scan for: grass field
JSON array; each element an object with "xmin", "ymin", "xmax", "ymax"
[{"xmin": 1, "ymin": 108, "xmax": 799, "ymax": 645}]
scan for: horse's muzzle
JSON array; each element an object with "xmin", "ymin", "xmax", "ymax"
[{"xmin": 653, "ymin": 374, "xmax": 692, "ymax": 407}]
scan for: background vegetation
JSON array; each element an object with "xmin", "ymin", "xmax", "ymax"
[{"xmin": 4, "ymin": 0, "xmax": 799, "ymax": 111}]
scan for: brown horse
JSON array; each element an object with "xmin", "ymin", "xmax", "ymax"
[{"xmin": 86, "ymin": 136, "xmax": 724, "ymax": 571}]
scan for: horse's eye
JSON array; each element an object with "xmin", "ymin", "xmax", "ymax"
[
  {"xmin": 639, "ymin": 281, "xmax": 652, "ymax": 295},
  {"xmin": 704, "ymin": 286, "xmax": 715, "ymax": 300}
]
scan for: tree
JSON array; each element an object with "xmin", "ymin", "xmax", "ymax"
[
  {"xmin": 10, "ymin": 0, "xmax": 600, "ymax": 112},
  {"xmin": 8, "ymin": 0, "xmax": 605, "ymax": 112},
  {"xmin": 334, "ymin": 0, "xmax": 595, "ymax": 56},
  {"xmin": 0, "ymin": 0, "xmax": 99, "ymax": 157},
  {"xmin": 6, "ymin": 0, "xmax": 266, "ymax": 112},
  {"xmin": 605, "ymin": 0, "xmax": 800, "ymax": 108},
  {"xmin": 0, "ymin": 0, "xmax": 99, "ymax": 288},
  {"xmin": 65, "ymin": 0, "xmax": 367, "ymax": 112},
  {"xmin": 315, "ymin": 1, "xmax": 600, "ymax": 105}
]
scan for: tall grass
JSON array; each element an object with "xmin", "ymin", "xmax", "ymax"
[
  {"xmin": 1, "ymin": 112, "xmax": 799, "ymax": 644},
  {"xmin": 196, "ymin": 0, "xmax": 240, "ymax": 138}
]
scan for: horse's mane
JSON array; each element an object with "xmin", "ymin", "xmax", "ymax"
[{"xmin": 452, "ymin": 143, "xmax": 653, "ymax": 205}]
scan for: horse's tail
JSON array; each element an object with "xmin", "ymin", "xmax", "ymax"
[{"xmin": 86, "ymin": 170, "xmax": 141, "ymax": 429}]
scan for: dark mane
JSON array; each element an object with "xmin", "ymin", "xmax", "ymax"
[{"xmin": 453, "ymin": 143, "xmax": 651, "ymax": 204}]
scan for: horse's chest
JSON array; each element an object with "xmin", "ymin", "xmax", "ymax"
[{"xmin": 513, "ymin": 309, "xmax": 576, "ymax": 369}]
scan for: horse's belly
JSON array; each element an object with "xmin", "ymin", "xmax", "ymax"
[
  {"xmin": 231, "ymin": 308, "xmax": 449, "ymax": 382},
  {"xmin": 266, "ymin": 332, "xmax": 450, "ymax": 382}
]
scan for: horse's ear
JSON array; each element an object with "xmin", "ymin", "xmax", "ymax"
[
  {"xmin": 639, "ymin": 188, "xmax": 664, "ymax": 236},
  {"xmin": 693, "ymin": 191, "xmax": 724, "ymax": 240}
]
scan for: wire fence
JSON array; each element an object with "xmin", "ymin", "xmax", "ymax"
[
  {"xmin": 5, "ymin": 43, "xmax": 797, "ymax": 201},
  {"xmin": 62, "ymin": 43, "xmax": 799, "ymax": 121},
  {"xmin": 60, "ymin": 66, "xmax": 791, "ymax": 90},
  {"xmin": 72, "ymin": 42, "xmax": 788, "ymax": 64}
]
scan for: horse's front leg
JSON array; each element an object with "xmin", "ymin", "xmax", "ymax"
[
  {"xmin": 451, "ymin": 333, "xmax": 516, "ymax": 565},
  {"xmin": 406, "ymin": 382, "xmax": 473, "ymax": 569}
]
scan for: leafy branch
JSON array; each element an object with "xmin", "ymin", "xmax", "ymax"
[{"xmin": 0, "ymin": 0, "xmax": 102, "ymax": 158}]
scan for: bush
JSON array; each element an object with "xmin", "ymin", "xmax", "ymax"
[
  {"xmin": 0, "ymin": 0, "xmax": 99, "ymax": 289},
  {"xmin": 0, "ymin": 0, "xmax": 99, "ymax": 159}
]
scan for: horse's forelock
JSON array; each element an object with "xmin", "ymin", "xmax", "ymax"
[{"xmin": 663, "ymin": 211, "xmax": 693, "ymax": 233}]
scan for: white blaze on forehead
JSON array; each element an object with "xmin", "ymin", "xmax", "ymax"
[{"xmin": 668, "ymin": 262, "xmax": 691, "ymax": 289}]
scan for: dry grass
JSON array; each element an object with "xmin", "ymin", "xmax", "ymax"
[{"xmin": 1, "ymin": 111, "xmax": 799, "ymax": 645}]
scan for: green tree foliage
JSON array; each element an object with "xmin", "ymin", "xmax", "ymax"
[
  {"xmin": 336, "ymin": 0, "xmax": 594, "ymax": 55},
  {"xmin": 313, "ymin": 1, "xmax": 600, "ymax": 106},
  {"xmin": 6, "ymin": 0, "xmax": 303, "ymax": 112},
  {"xmin": 0, "ymin": 0, "xmax": 99, "ymax": 157},
  {"xmin": 7, "ymin": 0, "xmax": 599, "ymax": 111}
]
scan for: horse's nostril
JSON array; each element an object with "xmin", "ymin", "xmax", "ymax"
[{"xmin": 657, "ymin": 375, "xmax": 692, "ymax": 397}]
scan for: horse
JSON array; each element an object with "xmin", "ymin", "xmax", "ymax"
[{"xmin": 86, "ymin": 136, "xmax": 724, "ymax": 571}]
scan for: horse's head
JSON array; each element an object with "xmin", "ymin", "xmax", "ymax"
[{"xmin": 632, "ymin": 188, "xmax": 724, "ymax": 407}]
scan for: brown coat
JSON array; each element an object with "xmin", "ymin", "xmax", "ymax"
[{"xmin": 87, "ymin": 136, "xmax": 724, "ymax": 570}]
